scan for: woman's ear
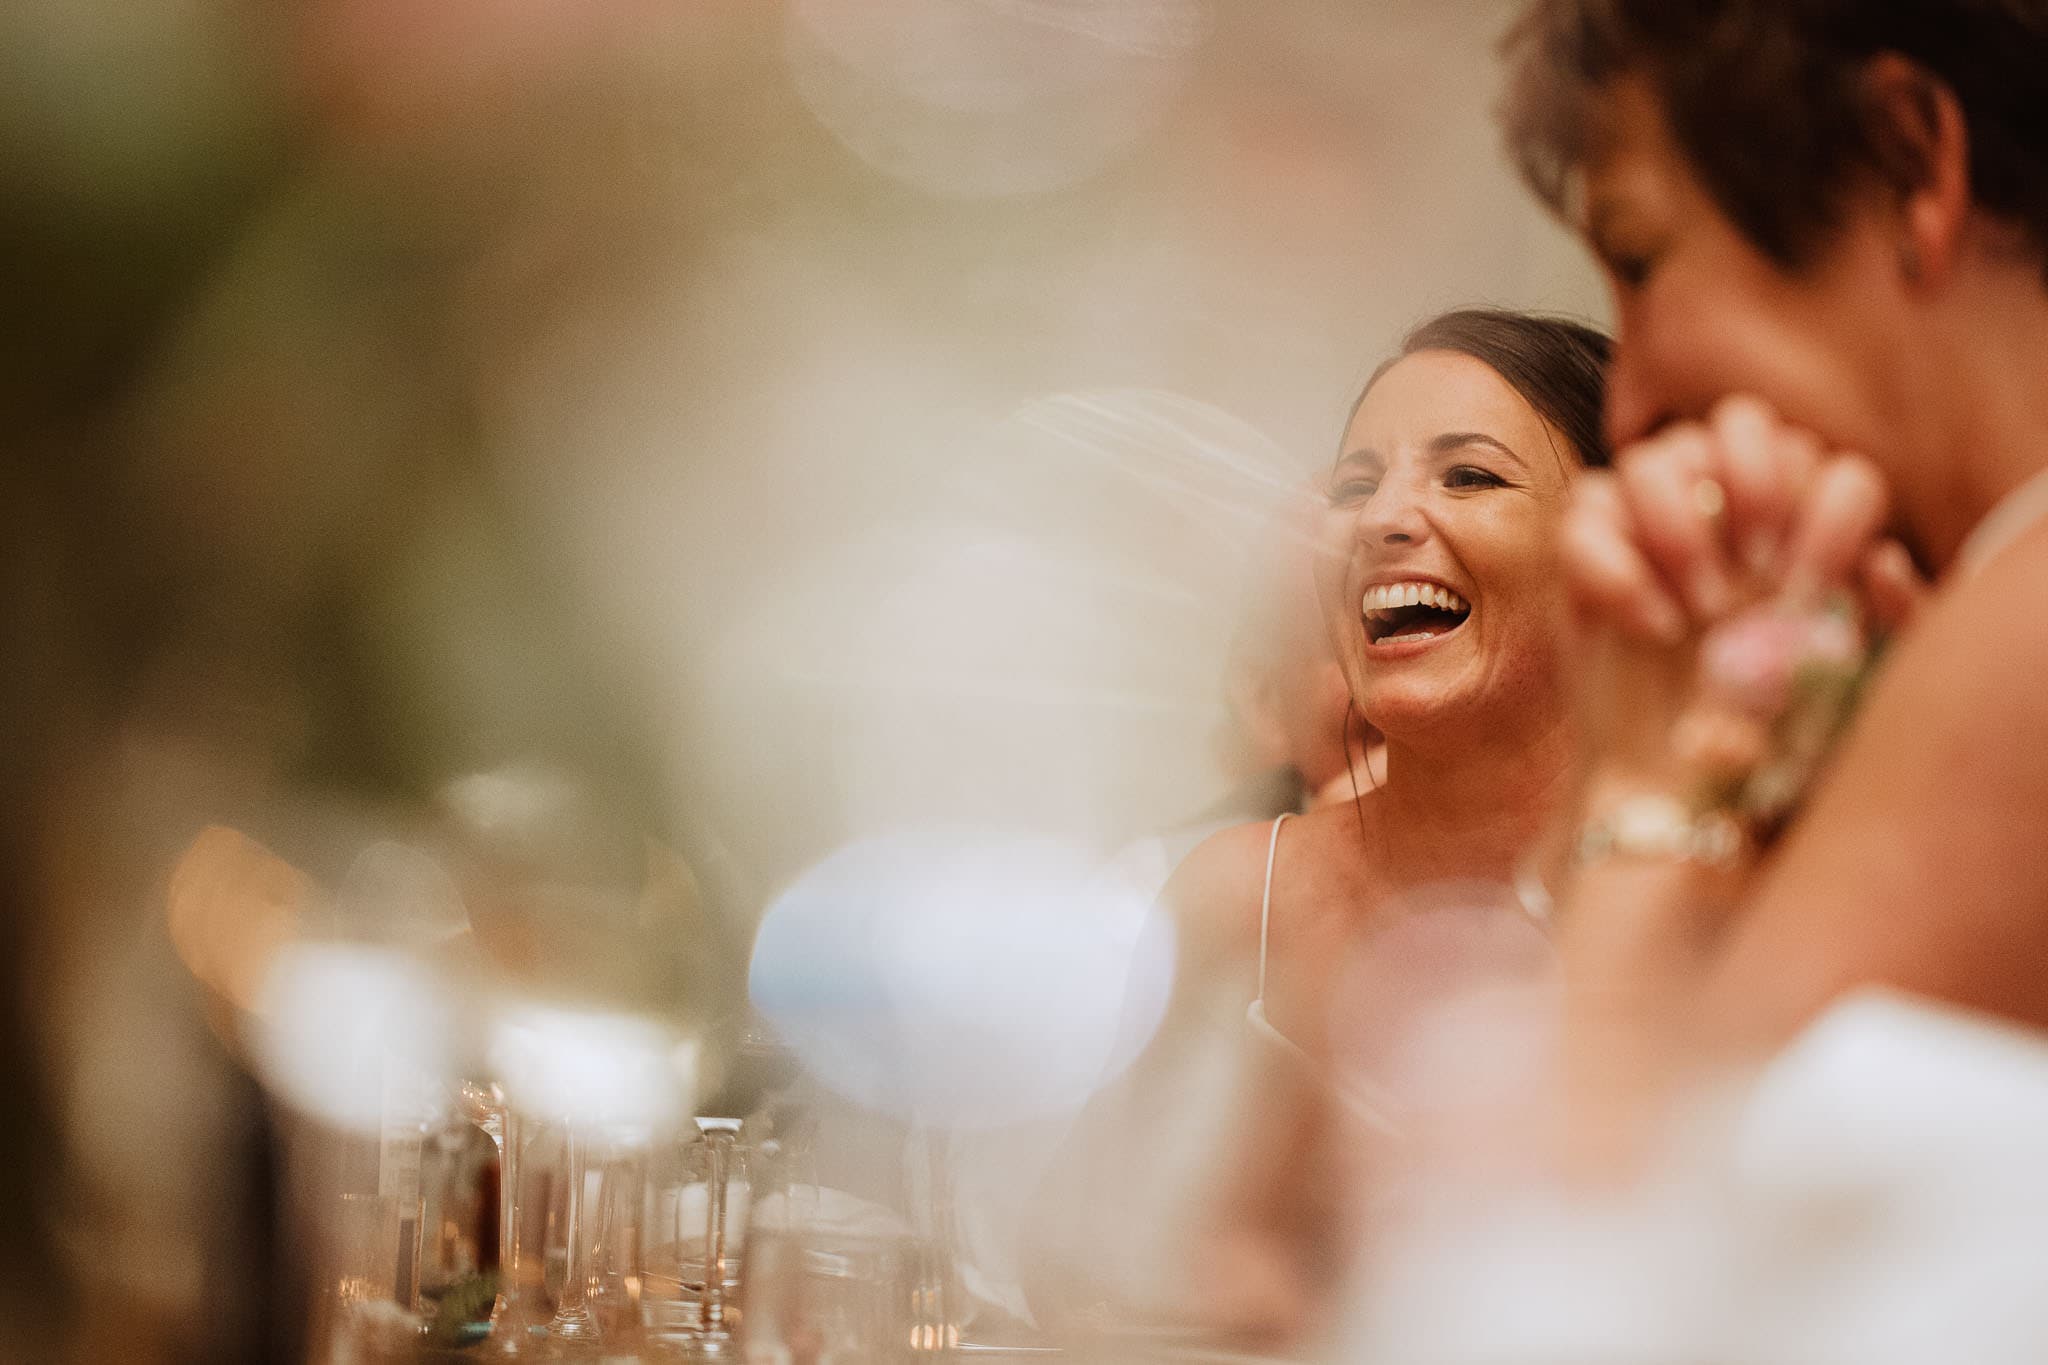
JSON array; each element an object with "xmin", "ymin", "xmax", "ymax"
[{"xmin": 1860, "ymin": 53, "xmax": 1971, "ymax": 291}]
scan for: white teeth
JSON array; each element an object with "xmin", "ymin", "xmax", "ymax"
[{"xmin": 1360, "ymin": 581, "xmax": 1470, "ymax": 615}]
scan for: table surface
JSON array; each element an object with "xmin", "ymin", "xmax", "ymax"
[{"xmin": 404, "ymin": 1340, "xmax": 1296, "ymax": 1364}]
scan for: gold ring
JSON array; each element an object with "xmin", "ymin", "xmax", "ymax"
[{"xmin": 1692, "ymin": 477, "xmax": 1727, "ymax": 522}]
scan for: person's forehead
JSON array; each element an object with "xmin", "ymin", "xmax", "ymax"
[
  {"xmin": 1345, "ymin": 350, "xmax": 1541, "ymax": 444},
  {"xmin": 1579, "ymin": 75, "xmax": 1691, "ymax": 217}
]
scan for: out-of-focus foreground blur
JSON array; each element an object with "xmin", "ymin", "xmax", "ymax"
[{"xmin": 1, "ymin": 1, "xmax": 1599, "ymax": 1360}]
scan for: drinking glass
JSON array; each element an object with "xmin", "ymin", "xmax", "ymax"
[
  {"xmin": 739, "ymin": 1218, "xmax": 956, "ymax": 1364},
  {"xmin": 547, "ymin": 1126, "xmax": 602, "ymax": 1350},
  {"xmin": 738, "ymin": 1133, "xmax": 965, "ymax": 1365},
  {"xmin": 903, "ymin": 1124, "xmax": 962, "ymax": 1355},
  {"xmin": 676, "ymin": 1116, "xmax": 745, "ymax": 1358},
  {"xmin": 653, "ymin": 1014, "xmax": 803, "ymax": 1359},
  {"xmin": 461, "ymin": 1080, "xmax": 535, "ymax": 1352},
  {"xmin": 588, "ymin": 1139, "xmax": 649, "ymax": 1345},
  {"xmin": 335, "ymin": 1191, "xmax": 415, "ymax": 1312},
  {"xmin": 640, "ymin": 1125, "xmax": 740, "ymax": 1349}
]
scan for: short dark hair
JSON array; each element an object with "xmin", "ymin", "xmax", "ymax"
[
  {"xmin": 1354, "ymin": 307, "xmax": 1613, "ymax": 470},
  {"xmin": 1501, "ymin": 1, "xmax": 2048, "ymax": 278}
]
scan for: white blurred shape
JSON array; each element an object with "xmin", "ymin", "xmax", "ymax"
[
  {"xmin": 1737, "ymin": 987, "xmax": 2048, "ymax": 1187},
  {"xmin": 785, "ymin": 0, "xmax": 1208, "ymax": 197},
  {"xmin": 488, "ymin": 1002, "xmax": 697, "ymax": 1137},
  {"xmin": 725, "ymin": 387, "xmax": 1295, "ymax": 695},
  {"xmin": 337, "ymin": 838, "xmax": 468, "ymax": 943},
  {"xmin": 749, "ymin": 826, "xmax": 1175, "ymax": 1126},
  {"xmin": 1344, "ymin": 990, "xmax": 2048, "ymax": 1365},
  {"xmin": 250, "ymin": 942, "xmax": 453, "ymax": 1133},
  {"xmin": 1347, "ymin": 1181, "xmax": 1726, "ymax": 1365},
  {"xmin": 1728, "ymin": 989, "xmax": 2048, "ymax": 1365},
  {"xmin": 711, "ymin": 387, "xmax": 1298, "ymax": 843},
  {"xmin": 442, "ymin": 764, "xmax": 584, "ymax": 846}
]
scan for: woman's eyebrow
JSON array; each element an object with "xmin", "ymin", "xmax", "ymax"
[
  {"xmin": 1430, "ymin": 430, "xmax": 1528, "ymax": 470},
  {"xmin": 1331, "ymin": 448, "xmax": 1383, "ymax": 473}
]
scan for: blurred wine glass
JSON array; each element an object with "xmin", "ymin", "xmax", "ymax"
[
  {"xmin": 670, "ymin": 1014, "xmax": 802, "ymax": 1359},
  {"xmin": 680, "ymin": 1116, "xmax": 744, "ymax": 1359},
  {"xmin": 439, "ymin": 763, "xmax": 733, "ymax": 1358},
  {"xmin": 543, "ymin": 1125, "xmax": 603, "ymax": 1351},
  {"xmin": 460, "ymin": 1079, "xmax": 535, "ymax": 1352},
  {"xmin": 589, "ymin": 1138, "xmax": 650, "ymax": 1342}
]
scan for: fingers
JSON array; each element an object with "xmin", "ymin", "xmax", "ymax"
[
  {"xmin": 1578, "ymin": 397, "xmax": 1906, "ymax": 644},
  {"xmin": 1781, "ymin": 455, "xmax": 1889, "ymax": 604},
  {"xmin": 1709, "ymin": 396, "xmax": 1819, "ymax": 577},
  {"xmin": 1616, "ymin": 427, "xmax": 1739, "ymax": 619},
  {"xmin": 1560, "ymin": 473, "xmax": 1688, "ymax": 644},
  {"xmin": 1609, "ymin": 399, "xmax": 1888, "ymax": 617}
]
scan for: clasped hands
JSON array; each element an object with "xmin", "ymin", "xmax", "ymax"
[{"xmin": 1559, "ymin": 395, "xmax": 1926, "ymax": 852}]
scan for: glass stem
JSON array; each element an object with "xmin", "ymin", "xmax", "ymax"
[
  {"xmin": 488, "ymin": 1108, "xmax": 524, "ymax": 1350},
  {"xmin": 697, "ymin": 1119, "xmax": 742, "ymax": 1338},
  {"xmin": 549, "ymin": 1127, "xmax": 600, "ymax": 1342}
]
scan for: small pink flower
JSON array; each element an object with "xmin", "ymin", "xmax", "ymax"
[{"xmin": 1701, "ymin": 610, "xmax": 1809, "ymax": 716}]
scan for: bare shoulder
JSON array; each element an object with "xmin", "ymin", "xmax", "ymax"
[
  {"xmin": 1715, "ymin": 527, "xmax": 2048, "ymax": 1037},
  {"xmin": 1160, "ymin": 818, "xmax": 1289, "ymax": 973},
  {"xmin": 1161, "ymin": 804, "xmax": 1365, "ymax": 973}
]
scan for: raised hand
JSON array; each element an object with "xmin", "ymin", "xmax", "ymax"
[
  {"xmin": 1560, "ymin": 396, "xmax": 1912, "ymax": 642},
  {"xmin": 1557, "ymin": 396, "xmax": 1931, "ymax": 836}
]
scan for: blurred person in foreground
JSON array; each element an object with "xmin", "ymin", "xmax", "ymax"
[
  {"xmin": 1498, "ymin": 0, "xmax": 2048, "ymax": 1167},
  {"xmin": 1028, "ymin": 308, "xmax": 1610, "ymax": 1346},
  {"xmin": 948, "ymin": 487, "xmax": 1380, "ymax": 1333},
  {"xmin": 1102, "ymin": 493, "xmax": 1384, "ymax": 906}
]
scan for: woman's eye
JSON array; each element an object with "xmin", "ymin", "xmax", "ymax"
[
  {"xmin": 1328, "ymin": 477, "xmax": 1379, "ymax": 504},
  {"xmin": 1444, "ymin": 465, "xmax": 1504, "ymax": 490}
]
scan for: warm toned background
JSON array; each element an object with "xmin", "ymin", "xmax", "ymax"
[
  {"xmin": 6, "ymin": 0, "xmax": 1609, "ymax": 929},
  {"xmin": 1, "ymin": 2, "xmax": 1606, "ymax": 1355}
]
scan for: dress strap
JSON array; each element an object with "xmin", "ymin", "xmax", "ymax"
[
  {"xmin": 1255, "ymin": 812, "xmax": 1292, "ymax": 1005},
  {"xmin": 1958, "ymin": 463, "xmax": 2048, "ymax": 579}
]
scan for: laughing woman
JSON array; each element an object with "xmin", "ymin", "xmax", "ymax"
[
  {"xmin": 1030, "ymin": 307, "xmax": 1610, "ymax": 1344},
  {"xmin": 1177, "ymin": 308, "xmax": 1608, "ymax": 1074}
]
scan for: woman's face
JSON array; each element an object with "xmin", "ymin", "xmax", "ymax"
[
  {"xmin": 1581, "ymin": 77, "xmax": 1917, "ymax": 467},
  {"xmin": 1314, "ymin": 349, "xmax": 1580, "ymax": 737}
]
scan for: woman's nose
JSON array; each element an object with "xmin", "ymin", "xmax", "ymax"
[{"xmin": 1359, "ymin": 473, "xmax": 1429, "ymax": 545}]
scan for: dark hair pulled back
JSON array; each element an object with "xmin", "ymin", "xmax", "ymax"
[{"xmin": 1353, "ymin": 307, "xmax": 1613, "ymax": 469}]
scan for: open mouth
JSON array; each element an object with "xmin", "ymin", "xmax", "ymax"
[{"xmin": 1362, "ymin": 581, "xmax": 1471, "ymax": 646}]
